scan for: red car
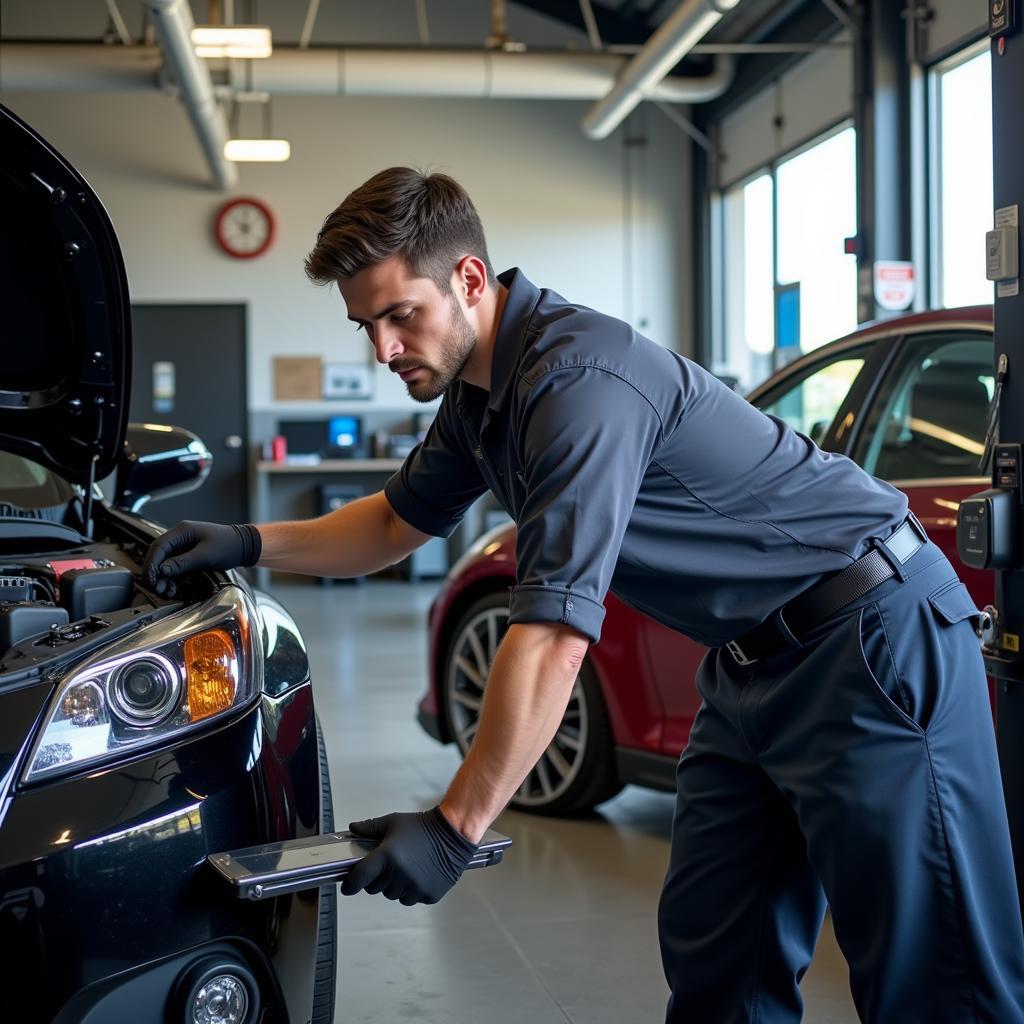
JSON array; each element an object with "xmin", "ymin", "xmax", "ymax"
[{"xmin": 418, "ymin": 307, "xmax": 996, "ymax": 815}]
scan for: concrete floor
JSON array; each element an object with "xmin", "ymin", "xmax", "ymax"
[{"xmin": 269, "ymin": 578, "xmax": 860, "ymax": 1024}]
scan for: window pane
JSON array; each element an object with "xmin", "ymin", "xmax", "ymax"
[
  {"xmin": 757, "ymin": 352, "xmax": 866, "ymax": 444},
  {"xmin": 719, "ymin": 174, "xmax": 775, "ymax": 391},
  {"xmin": 776, "ymin": 127, "xmax": 858, "ymax": 353},
  {"xmin": 857, "ymin": 336, "xmax": 993, "ymax": 481},
  {"xmin": 938, "ymin": 50, "xmax": 993, "ymax": 308}
]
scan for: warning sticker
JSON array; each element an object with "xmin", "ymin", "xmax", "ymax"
[{"xmin": 874, "ymin": 261, "xmax": 915, "ymax": 312}]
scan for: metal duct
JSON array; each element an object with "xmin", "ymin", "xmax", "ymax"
[
  {"xmin": 238, "ymin": 46, "xmax": 733, "ymax": 101},
  {"xmin": 0, "ymin": 43, "xmax": 732, "ymax": 105},
  {"xmin": 142, "ymin": 0, "xmax": 236, "ymax": 188},
  {"xmin": 0, "ymin": 45, "xmax": 162, "ymax": 92},
  {"xmin": 582, "ymin": 0, "xmax": 743, "ymax": 140},
  {"xmin": 0, "ymin": 40, "xmax": 734, "ymax": 187}
]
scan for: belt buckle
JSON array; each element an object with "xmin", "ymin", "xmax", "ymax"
[{"xmin": 725, "ymin": 640, "xmax": 757, "ymax": 666}]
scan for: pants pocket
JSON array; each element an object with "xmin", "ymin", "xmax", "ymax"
[
  {"xmin": 855, "ymin": 602, "xmax": 925, "ymax": 733},
  {"xmin": 858, "ymin": 578, "xmax": 984, "ymax": 735},
  {"xmin": 926, "ymin": 579, "xmax": 982, "ymax": 630}
]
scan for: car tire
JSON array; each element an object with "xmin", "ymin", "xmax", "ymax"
[
  {"xmin": 311, "ymin": 715, "xmax": 337, "ymax": 1024},
  {"xmin": 443, "ymin": 592, "xmax": 622, "ymax": 816}
]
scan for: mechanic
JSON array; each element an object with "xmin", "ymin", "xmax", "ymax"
[{"xmin": 143, "ymin": 167, "xmax": 1024, "ymax": 1023}]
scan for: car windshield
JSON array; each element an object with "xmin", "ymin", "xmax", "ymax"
[{"xmin": 0, "ymin": 450, "xmax": 78, "ymax": 512}]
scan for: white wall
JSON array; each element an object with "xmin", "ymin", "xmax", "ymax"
[
  {"xmin": 713, "ymin": 0, "xmax": 989, "ymax": 188},
  {"xmin": 0, "ymin": 86, "xmax": 692, "ymax": 414},
  {"xmin": 922, "ymin": 0, "xmax": 987, "ymax": 64},
  {"xmin": 717, "ymin": 35, "xmax": 853, "ymax": 187}
]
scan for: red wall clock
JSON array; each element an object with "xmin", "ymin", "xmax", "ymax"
[{"xmin": 214, "ymin": 197, "xmax": 276, "ymax": 259}]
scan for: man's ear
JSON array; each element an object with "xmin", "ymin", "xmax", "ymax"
[{"xmin": 453, "ymin": 255, "xmax": 489, "ymax": 309}]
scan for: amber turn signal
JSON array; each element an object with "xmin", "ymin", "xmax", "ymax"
[{"xmin": 184, "ymin": 629, "xmax": 238, "ymax": 721}]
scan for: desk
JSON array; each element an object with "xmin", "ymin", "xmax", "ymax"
[
  {"xmin": 253, "ymin": 460, "xmax": 403, "ymax": 588},
  {"xmin": 252, "ymin": 459, "xmax": 481, "ymax": 588},
  {"xmin": 256, "ymin": 459, "xmax": 405, "ymax": 474}
]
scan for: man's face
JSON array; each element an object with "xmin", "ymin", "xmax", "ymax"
[{"xmin": 338, "ymin": 255, "xmax": 478, "ymax": 403}]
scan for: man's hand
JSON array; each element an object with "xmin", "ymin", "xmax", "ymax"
[
  {"xmin": 141, "ymin": 521, "xmax": 261, "ymax": 597},
  {"xmin": 340, "ymin": 806, "xmax": 477, "ymax": 906}
]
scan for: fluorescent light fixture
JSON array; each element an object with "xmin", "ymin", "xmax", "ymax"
[
  {"xmin": 192, "ymin": 25, "xmax": 272, "ymax": 59},
  {"xmin": 224, "ymin": 138, "xmax": 291, "ymax": 162}
]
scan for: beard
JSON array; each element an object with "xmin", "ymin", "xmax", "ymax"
[{"xmin": 394, "ymin": 299, "xmax": 477, "ymax": 403}]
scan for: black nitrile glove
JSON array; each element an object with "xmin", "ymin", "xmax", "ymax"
[
  {"xmin": 340, "ymin": 806, "xmax": 478, "ymax": 906},
  {"xmin": 141, "ymin": 520, "xmax": 261, "ymax": 597}
]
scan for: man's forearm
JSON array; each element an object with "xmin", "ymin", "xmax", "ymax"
[
  {"xmin": 439, "ymin": 622, "xmax": 588, "ymax": 843},
  {"xmin": 254, "ymin": 492, "xmax": 428, "ymax": 578}
]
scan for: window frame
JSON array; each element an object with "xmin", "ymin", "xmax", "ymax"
[
  {"xmin": 751, "ymin": 341, "xmax": 872, "ymax": 448},
  {"xmin": 850, "ymin": 322, "xmax": 994, "ymax": 487},
  {"xmin": 926, "ymin": 38, "xmax": 992, "ymax": 310},
  {"xmin": 710, "ymin": 164, "xmax": 771, "ymax": 371},
  {"xmin": 746, "ymin": 331, "xmax": 893, "ymax": 457},
  {"xmin": 710, "ymin": 117, "xmax": 857, "ymax": 388}
]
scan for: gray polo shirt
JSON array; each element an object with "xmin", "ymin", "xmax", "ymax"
[{"xmin": 385, "ymin": 268, "xmax": 908, "ymax": 647}]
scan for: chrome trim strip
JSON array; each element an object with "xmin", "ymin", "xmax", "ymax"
[{"xmin": 885, "ymin": 476, "xmax": 988, "ymax": 488}]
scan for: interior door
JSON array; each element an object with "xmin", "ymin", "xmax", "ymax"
[{"xmin": 129, "ymin": 304, "xmax": 248, "ymax": 526}]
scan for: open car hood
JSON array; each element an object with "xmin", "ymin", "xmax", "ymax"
[{"xmin": 0, "ymin": 103, "xmax": 130, "ymax": 487}]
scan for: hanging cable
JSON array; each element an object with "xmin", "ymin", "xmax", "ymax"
[
  {"xmin": 415, "ymin": 0, "xmax": 430, "ymax": 45},
  {"xmin": 980, "ymin": 353, "xmax": 1009, "ymax": 474},
  {"xmin": 578, "ymin": 0, "xmax": 602, "ymax": 51},
  {"xmin": 299, "ymin": 0, "xmax": 321, "ymax": 49}
]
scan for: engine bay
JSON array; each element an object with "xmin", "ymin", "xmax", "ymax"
[
  {"xmin": 0, "ymin": 512, "xmax": 201, "ymax": 670},
  {"xmin": 0, "ymin": 553, "xmax": 138, "ymax": 649}
]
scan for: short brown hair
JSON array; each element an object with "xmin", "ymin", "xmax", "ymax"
[{"xmin": 304, "ymin": 167, "xmax": 495, "ymax": 292}]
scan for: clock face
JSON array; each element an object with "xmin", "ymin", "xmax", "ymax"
[{"xmin": 215, "ymin": 197, "xmax": 275, "ymax": 259}]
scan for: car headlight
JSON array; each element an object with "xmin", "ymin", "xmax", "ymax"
[{"xmin": 22, "ymin": 586, "xmax": 262, "ymax": 783}]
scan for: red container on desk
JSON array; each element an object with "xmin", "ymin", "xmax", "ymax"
[{"xmin": 271, "ymin": 435, "xmax": 287, "ymax": 462}]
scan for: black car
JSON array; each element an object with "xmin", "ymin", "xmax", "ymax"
[{"xmin": 0, "ymin": 105, "xmax": 336, "ymax": 1024}]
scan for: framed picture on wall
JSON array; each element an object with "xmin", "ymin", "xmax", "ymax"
[{"xmin": 323, "ymin": 362, "xmax": 373, "ymax": 400}]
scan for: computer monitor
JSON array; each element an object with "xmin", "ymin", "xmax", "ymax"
[
  {"xmin": 327, "ymin": 415, "xmax": 361, "ymax": 450},
  {"xmin": 279, "ymin": 420, "xmax": 328, "ymax": 457}
]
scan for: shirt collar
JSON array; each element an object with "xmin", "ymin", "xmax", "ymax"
[{"xmin": 486, "ymin": 267, "xmax": 541, "ymax": 414}]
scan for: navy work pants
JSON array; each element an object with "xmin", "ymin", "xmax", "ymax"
[{"xmin": 658, "ymin": 543, "xmax": 1024, "ymax": 1023}]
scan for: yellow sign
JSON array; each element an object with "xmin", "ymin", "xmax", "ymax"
[{"xmin": 1004, "ymin": 632, "xmax": 1021, "ymax": 653}]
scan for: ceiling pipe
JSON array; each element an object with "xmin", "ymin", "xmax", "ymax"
[
  {"xmin": 0, "ymin": 43, "xmax": 733, "ymax": 105},
  {"xmin": 582, "ymin": 0, "xmax": 743, "ymax": 140},
  {"xmin": 237, "ymin": 47, "xmax": 733, "ymax": 101},
  {"xmin": 141, "ymin": 0, "xmax": 237, "ymax": 188},
  {"xmin": 0, "ymin": 45, "xmax": 162, "ymax": 92}
]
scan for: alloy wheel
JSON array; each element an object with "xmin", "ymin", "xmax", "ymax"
[{"xmin": 445, "ymin": 603, "xmax": 589, "ymax": 807}]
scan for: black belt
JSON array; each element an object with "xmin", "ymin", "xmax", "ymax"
[{"xmin": 724, "ymin": 515, "xmax": 928, "ymax": 667}]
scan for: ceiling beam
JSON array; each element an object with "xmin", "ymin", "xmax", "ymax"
[{"xmin": 510, "ymin": 0, "xmax": 653, "ymax": 46}]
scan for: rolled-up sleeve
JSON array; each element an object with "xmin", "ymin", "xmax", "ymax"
[
  {"xmin": 384, "ymin": 397, "xmax": 488, "ymax": 538},
  {"xmin": 510, "ymin": 366, "xmax": 663, "ymax": 643}
]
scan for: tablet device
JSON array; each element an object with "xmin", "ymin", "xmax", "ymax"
[{"xmin": 209, "ymin": 828, "xmax": 512, "ymax": 900}]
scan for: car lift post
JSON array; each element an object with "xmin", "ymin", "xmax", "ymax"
[{"xmin": 988, "ymin": 8, "xmax": 1024, "ymax": 915}]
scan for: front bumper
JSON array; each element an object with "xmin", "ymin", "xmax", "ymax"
[{"xmin": 0, "ymin": 682, "xmax": 322, "ymax": 1024}]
